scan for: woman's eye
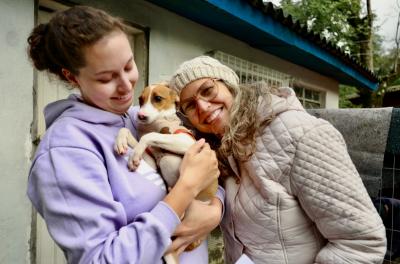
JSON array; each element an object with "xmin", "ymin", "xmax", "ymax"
[
  {"xmin": 184, "ymin": 101, "xmax": 196, "ymax": 112},
  {"xmin": 125, "ymin": 63, "xmax": 133, "ymax": 72},
  {"xmin": 97, "ymin": 74, "xmax": 114, "ymax": 83},
  {"xmin": 200, "ymin": 87, "xmax": 213, "ymax": 97},
  {"xmin": 98, "ymin": 79, "xmax": 111, "ymax": 84}
]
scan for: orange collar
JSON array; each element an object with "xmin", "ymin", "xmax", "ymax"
[{"xmin": 173, "ymin": 129, "xmax": 195, "ymax": 139}]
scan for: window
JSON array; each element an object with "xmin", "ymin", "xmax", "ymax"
[
  {"xmin": 293, "ymin": 84, "xmax": 324, "ymax": 109},
  {"xmin": 210, "ymin": 51, "xmax": 291, "ymax": 87},
  {"xmin": 210, "ymin": 51, "xmax": 325, "ymax": 109}
]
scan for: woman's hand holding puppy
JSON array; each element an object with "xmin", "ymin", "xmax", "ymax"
[
  {"xmin": 167, "ymin": 197, "xmax": 222, "ymax": 255},
  {"xmin": 179, "ymin": 138, "xmax": 219, "ymax": 195},
  {"xmin": 163, "ymin": 138, "xmax": 220, "ymax": 218}
]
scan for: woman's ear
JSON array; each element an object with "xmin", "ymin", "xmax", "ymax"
[{"xmin": 61, "ymin": 68, "xmax": 79, "ymax": 86}]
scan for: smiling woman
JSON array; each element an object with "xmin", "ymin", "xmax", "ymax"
[
  {"xmin": 61, "ymin": 31, "xmax": 138, "ymax": 114},
  {"xmin": 170, "ymin": 55, "xmax": 387, "ymax": 264},
  {"xmin": 179, "ymin": 78, "xmax": 233, "ymax": 137},
  {"xmin": 179, "ymin": 78, "xmax": 220, "ymax": 115},
  {"xmin": 26, "ymin": 5, "xmax": 223, "ymax": 264}
]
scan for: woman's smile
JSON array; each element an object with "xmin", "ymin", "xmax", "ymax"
[
  {"xmin": 112, "ymin": 92, "xmax": 133, "ymax": 104},
  {"xmin": 180, "ymin": 78, "xmax": 233, "ymax": 136},
  {"xmin": 204, "ymin": 107, "xmax": 222, "ymax": 124}
]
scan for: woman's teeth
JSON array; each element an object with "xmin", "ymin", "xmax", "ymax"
[
  {"xmin": 118, "ymin": 94, "xmax": 129, "ymax": 100},
  {"xmin": 206, "ymin": 108, "xmax": 221, "ymax": 123}
]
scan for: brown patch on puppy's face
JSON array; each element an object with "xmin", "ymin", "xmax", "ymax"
[
  {"xmin": 151, "ymin": 84, "xmax": 178, "ymax": 111},
  {"xmin": 138, "ymin": 85, "xmax": 151, "ymax": 107},
  {"xmin": 137, "ymin": 83, "xmax": 179, "ymax": 124}
]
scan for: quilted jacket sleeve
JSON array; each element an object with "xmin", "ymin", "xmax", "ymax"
[{"xmin": 290, "ymin": 122, "xmax": 387, "ymax": 264}]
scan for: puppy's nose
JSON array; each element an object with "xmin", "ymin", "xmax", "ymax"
[{"xmin": 137, "ymin": 113, "xmax": 148, "ymax": 121}]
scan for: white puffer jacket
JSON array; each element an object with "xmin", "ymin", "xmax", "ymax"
[{"xmin": 220, "ymin": 90, "xmax": 386, "ymax": 264}]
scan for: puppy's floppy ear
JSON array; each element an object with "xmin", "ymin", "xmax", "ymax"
[
  {"xmin": 159, "ymin": 80, "xmax": 169, "ymax": 87},
  {"xmin": 175, "ymin": 95, "xmax": 180, "ymax": 109},
  {"xmin": 169, "ymin": 89, "xmax": 180, "ymax": 109}
]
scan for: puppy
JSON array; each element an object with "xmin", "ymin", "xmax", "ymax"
[{"xmin": 114, "ymin": 83, "xmax": 218, "ymax": 263}]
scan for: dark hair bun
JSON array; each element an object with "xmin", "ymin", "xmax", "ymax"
[
  {"xmin": 26, "ymin": 6, "xmax": 127, "ymax": 82},
  {"xmin": 27, "ymin": 23, "xmax": 50, "ymax": 71}
]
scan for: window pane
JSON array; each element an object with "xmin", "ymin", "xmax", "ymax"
[
  {"xmin": 211, "ymin": 51, "xmax": 290, "ymax": 88},
  {"xmin": 240, "ymin": 74, "xmax": 246, "ymax": 83},
  {"xmin": 294, "ymin": 86, "xmax": 303, "ymax": 97},
  {"xmin": 312, "ymin": 91, "xmax": 320, "ymax": 101},
  {"xmin": 305, "ymin": 101, "xmax": 321, "ymax": 109},
  {"xmin": 305, "ymin": 89, "xmax": 312, "ymax": 99}
]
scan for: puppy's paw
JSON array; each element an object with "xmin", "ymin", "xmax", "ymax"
[
  {"xmin": 114, "ymin": 128, "xmax": 130, "ymax": 155},
  {"xmin": 128, "ymin": 154, "xmax": 142, "ymax": 171},
  {"xmin": 134, "ymin": 155, "xmax": 143, "ymax": 170},
  {"xmin": 114, "ymin": 142, "xmax": 128, "ymax": 155}
]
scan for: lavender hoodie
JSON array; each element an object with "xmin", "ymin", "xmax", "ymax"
[{"xmin": 28, "ymin": 94, "xmax": 224, "ymax": 263}]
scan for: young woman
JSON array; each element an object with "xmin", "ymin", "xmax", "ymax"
[
  {"xmin": 27, "ymin": 6, "xmax": 222, "ymax": 263},
  {"xmin": 170, "ymin": 56, "xmax": 387, "ymax": 264}
]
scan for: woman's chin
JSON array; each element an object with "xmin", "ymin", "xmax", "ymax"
[
  {"xmin": 205, "ymin": 116, "xmax": 228, "ymax": 137},
  {"xmin": 207, "ymin": 122, "xmax": 226, "ymax": 137}
]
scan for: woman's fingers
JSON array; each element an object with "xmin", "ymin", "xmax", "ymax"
[
  {"xmin": 169, "ymin": 235, "xmax": 187, "ymax": 252},
  {"xmin": 186, "ymin": 138, "xmax": 206, "ymax": 155},
  {"xmin": 164, "ymin": 138, "xmax": 220, "ymax": 220},
  {"xmin": 178, "ymin": 138, "xmax": 219, "ymax": 195},
  {"xmin": 168, "ymin": 234, "xmax": 206, "ymax": 255}
]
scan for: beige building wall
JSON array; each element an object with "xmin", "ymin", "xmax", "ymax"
[{"xmin": 0, "ymin": 0, "xmax": 35, "ymax": 263}]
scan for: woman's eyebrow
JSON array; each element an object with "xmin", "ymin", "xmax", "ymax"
[
  {"xmin": 199, "ymin": 79, "xmax": 213, "ymax": 89},
  {"xmin": 95, "ymin": 56, "xmax": 133, "ymax": 75},
  {"xmin": 180, "ymin": 95, "xmax": 194, "ymax": 104}
]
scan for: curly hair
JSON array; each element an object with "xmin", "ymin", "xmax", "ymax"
[{"xmin": 216, "ymin": 82, "xmax": 278, "ymax": 180}]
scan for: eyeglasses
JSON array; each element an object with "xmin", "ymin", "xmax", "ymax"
[{"xmin": 179, "ymin": 78, "xmax": 220, "ymax": 117}]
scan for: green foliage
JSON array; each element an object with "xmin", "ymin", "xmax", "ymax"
[
  {"xmin": 339, "ymin": 85, "xmax": 362, "ymax": 108},
  {"xmin": 280, "ymin": 0, "xmax": 369, "ymax": 58},
  {"xmin": 279, "ymin": 0, "xmax": 393, "ymax": 107},
  {"xmin": 373, "ymin": 34, "xmax": 394, "ymax": 77},
  {"xmin": 391, "ymin": 76, "xmax": 400, "ymax": 85},
  {"xmin": 208, "ymin": 228, "xmax": 224, "ymax": 264}
]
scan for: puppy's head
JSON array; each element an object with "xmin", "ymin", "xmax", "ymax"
[{"xmin": 137, "ymin": 83, "xmax": 179, "ymax": 124}]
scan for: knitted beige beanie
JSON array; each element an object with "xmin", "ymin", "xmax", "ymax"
[{"xmin": 169, "ymin": 56, "xmax": 240, "ymax": 94}]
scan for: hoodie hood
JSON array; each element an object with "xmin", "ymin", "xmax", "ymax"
[{"xmin": 44, "ymin": 94, "xmax": 128, "ymax": 129}]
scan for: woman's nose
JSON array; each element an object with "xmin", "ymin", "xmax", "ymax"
[
  {"xmin": 118, "ymin": 74, "xmax": 132, "ymax": 92},
  {"xmin": 196, "ymin": 98, "xmax": 210, "ymax": 112}
]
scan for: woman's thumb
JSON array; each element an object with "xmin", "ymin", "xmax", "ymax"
[{"xmin": 188, "ymin": 138, "xmax": 205, "ymax": 154}]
